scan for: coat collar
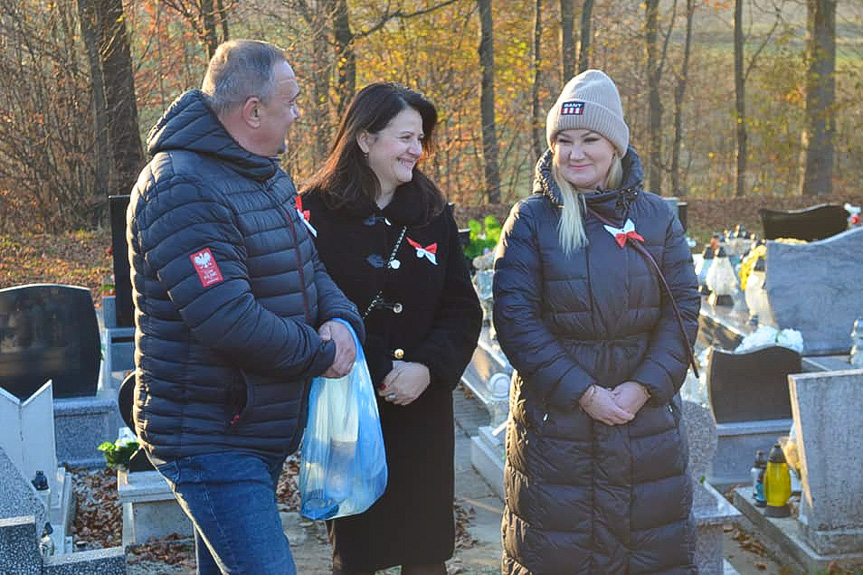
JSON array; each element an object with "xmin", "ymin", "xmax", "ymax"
[
  {"xmin": 146, "ymin": 90, "xmax": 280, "ymax": 182},
  {"xmin": 322, "ymin": 179, "xmax": 430, "ymax": 227},
  {"xmin": 532, "ymin": 146, "xmax": 644, "ymax": 222}
]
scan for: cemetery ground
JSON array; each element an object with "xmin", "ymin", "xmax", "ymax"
[{"xmin": 3, "ymin": 194, "xmax": 863, "ymax": 574}]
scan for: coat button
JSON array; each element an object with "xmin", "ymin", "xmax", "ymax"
[
  {"xmin": 392, "ymin": 303, "xmax": 403, "ymax": 314},
  {"xmin": 393, "ymin": 348, "xmax": 404, "ymax": 359}
]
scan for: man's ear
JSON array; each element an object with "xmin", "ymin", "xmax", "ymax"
[
  {"xmin": 242, "ymin": 97, "xmax": 262, "ymax": 128},
  {"xmin": 357, "ymin": 131, "xmax": 371, "ymax": 154}
]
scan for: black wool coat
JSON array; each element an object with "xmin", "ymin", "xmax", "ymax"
[
  {"xmin": 302, "ymin": 182, "xmax": 482, "ymax": 571},
  {"xmin": 493, "ymin": 148, "xmax": 700, "ymax": 575}
]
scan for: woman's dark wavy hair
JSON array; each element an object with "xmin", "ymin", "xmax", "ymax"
[{"xmin": 302, "ymin": 82, "xmax": 445, "ymax": 218}]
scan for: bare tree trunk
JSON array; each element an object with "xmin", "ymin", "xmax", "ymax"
[
  {"xmin": 577, "ymin": 0, "xmax": 594, "ymax": 73},
  {"xmin": 532, "ymin": 0, "xmax": 544, "ymax": 162},
  {"xmin": 645, "ymin": 0, "xmax": 663, "ymax": 193},
  {"xmin": 799, "ymin": 0, "xmax": 836, "ymax": 197},
  {"xmin": 561, "ymin": 0, "xmax": 575, "ymax": 80},
  {"xmin": 99, "ymin": 0, "xmax": 145, "ymax": 195},
  {"xmin": 217, "ymin": 0, "xmax": 230, "ymax": 43},
  {"xmin": 734, "ymin": 0, "xmax": 747, "ymax": 198},
  {"xmin": 671, "ymin": 0, "xmax": 693, "ymax": 197},
  {"xmin": 77, "ymin": 0, "xmax": 110, "ymax": 202},
  {"xmin": 334, "ymin": 0, "xmax": 356, "ymax": 117},
  {"xmin": 478, "ymin": 0, "xmax": 501, "ymax": 203},
  {"xmin": 200, "ymin": 0, "xmax": 219, "ymax": 58}
]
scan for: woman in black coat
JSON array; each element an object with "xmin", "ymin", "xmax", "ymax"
[
  {"xmin": 493, "ymin": 70, "xmax": 700, "ymax": 574},
  {"xmin": 301, "ymin": 82, "xmax": 482, "ymax": 575}
]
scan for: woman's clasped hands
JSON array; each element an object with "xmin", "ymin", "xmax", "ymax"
[
  {"xmin": 578, "ymin": 381, "xmax": 650, "ymax": 426},
  {"xmin": 378, "ymin": 360, "xmax": 431, "ymax": 406}
]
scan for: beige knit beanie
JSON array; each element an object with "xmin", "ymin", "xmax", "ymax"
[{"xmin": 546, "ymin": 69, "xmax": 629, "ymax": 157}]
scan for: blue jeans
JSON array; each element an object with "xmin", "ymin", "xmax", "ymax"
[{"xmin": 155, "ymin": 452, "xmax": 296, "ymax": 575}]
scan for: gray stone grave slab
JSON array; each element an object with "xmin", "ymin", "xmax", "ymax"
[
  {"xmin": 789, "ymin": 368, "xmax": 863, "ymax": 556},
  {"xmin": 0, "ymin": 284, "xmax": 101, "ymax": 400},
  {"xmin": 117, "ymin": 469, "xmax": 192, "ymax": 546},
  {"xmin": 765, "ymin": 227, "xmax": 863, "ymax": 355},
  {"xmin": 0, "ymin": 446, "xmax": 47, "ymax": 535},
  {"xmin": 43, "ymin": 547, "xmax": 127, "ymax": 574},
  {"xmin": 682, "ymin": 400, "xmax": 742, "ymax": 575},
  {"xmin": 0, "ymin": 515, "xmax": 42, "ymax": 575},
  {"xmin": 53, "ymin": 395, "xmax": 120, "ymax": 469}
]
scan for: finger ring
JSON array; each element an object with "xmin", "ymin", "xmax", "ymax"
[{"xmin": 387, "ymin": 393, "xmax": 397, "ymax": 401}]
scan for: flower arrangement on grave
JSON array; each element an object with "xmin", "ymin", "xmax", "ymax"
[
  {"xmin": 735, "ymin": 325, "xmax": 804, "ymax": 354},
  {"xmin": 738, "ymin": 238, "xmax": 806, "ymax": 291},
  {"xmin": 738, "ymin": 244, "xmax": 766, "ymax": 291},
  {"xmin": 97, "ymin": 435, "xmax": 139, "ymax": 470}
]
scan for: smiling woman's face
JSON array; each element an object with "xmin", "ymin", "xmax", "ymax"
[
  {"xmin": 552, "ymin": 128, "xmax": 616, "ymax": 190},
  {"xmin": 359, "ymin": 107, "xmax": 424, "ymax": 198}
]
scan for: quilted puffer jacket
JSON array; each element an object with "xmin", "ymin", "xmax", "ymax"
[
  {"xmin": 493, "ymin": 148, "xmax": 700, "ymax": 574},
  {"xmin": 128, "ymin": 90, "xmax": 363, "ymax": 462}
]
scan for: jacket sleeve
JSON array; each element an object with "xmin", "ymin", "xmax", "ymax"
[
  {"xmin": 493, "ymin": 200, "xmax": 596, "ymax": 410},
  {"xmin": 311, "ymin": 249, "xmax": 366, "ymax": 344},
  {"xmin": 407, "ymin": 210, "xmax": 483, "ymax": 391},
  {"xmin": 137, "ymin": 177, "xmax": 336, "ymax": 379},
  {"xmin": 630, "ymin": 207, "xmax": 701, "ymax": 405}
]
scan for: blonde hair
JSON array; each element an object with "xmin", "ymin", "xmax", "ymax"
[{"xmin": 554, "ymin": 153, "xmax": 623, "ymax": 255}]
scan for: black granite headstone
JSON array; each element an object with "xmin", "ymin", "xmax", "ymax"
[
  {"xmin": 0, "ymin": 284, "xmax": 100, "ymax": 400},
  {"xmin": 109, "ymin": 195, "xmax": 134, "ymax": 328},
  {"xmin": 705, "ymin": 345, "xmax": 801, "ymax": 424},
  {"xmin": 759, "ymin": 203, "xmax": 848, "ymax": 242}
]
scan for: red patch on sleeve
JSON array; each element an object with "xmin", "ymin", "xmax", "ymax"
[{"xmin": 190, "ymin": 248, "xmax": 224, "ymax": 287}]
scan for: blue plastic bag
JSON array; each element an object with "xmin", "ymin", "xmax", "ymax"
[{"xmin": 299, "ymin": 320, "xmax": 387, "ymax": 520}]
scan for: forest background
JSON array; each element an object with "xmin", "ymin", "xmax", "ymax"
[{"xmin": 1, "ymin": 0, "xmax": 862, "ymax": 295}]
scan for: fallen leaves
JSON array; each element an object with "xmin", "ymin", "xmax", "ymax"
[{"xmin": 455, "ymin": 500, "xmax": 478, "ymax": 550}]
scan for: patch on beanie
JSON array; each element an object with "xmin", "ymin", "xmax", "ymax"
[{"xmin": 560, "ymin": 101, "xmax": 585, "ymax": 116}]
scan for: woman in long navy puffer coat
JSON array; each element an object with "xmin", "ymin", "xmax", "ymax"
[{"xmin": 493, "ymin": 70, "xmax": 700, "ymax": 574}]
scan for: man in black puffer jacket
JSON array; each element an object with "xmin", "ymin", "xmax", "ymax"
[{"xmin": 128, "ymin": 40, "xmax": 364, "ymax": 574}]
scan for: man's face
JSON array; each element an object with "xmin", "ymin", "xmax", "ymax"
[{"xmin": 256, "ymin": 61, "xmax": 300, "ymax": 156}]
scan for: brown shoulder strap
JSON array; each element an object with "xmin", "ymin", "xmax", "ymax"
[{"xmin": 586, "ymin": 207, "xmax": 700, "ymax": 379}]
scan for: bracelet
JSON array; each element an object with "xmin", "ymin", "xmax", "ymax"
[{"xmin": 639, "ymin": 384, "xmax": 651, "ymax": 401}]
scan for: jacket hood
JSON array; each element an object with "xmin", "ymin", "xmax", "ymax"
[
  {"xmin": 532, "ymin": 145, "xmax": 644, "ymax": 221},
  {"xmin": 146, "ymin": 90, "xmax": 279, "ymax": 182}
]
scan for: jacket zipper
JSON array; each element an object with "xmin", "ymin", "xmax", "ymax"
[
  {"xmin": 267, "ymin": 186, "xmax": 312, "ymax": 324},
  {"xmin": 281, "ymin": 204, "xmax": 313, "ymax": 324}
]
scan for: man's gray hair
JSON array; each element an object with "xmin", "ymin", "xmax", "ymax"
[{"xmin": 201, "ymin": 40, "xmax": 288, "ymax": 117}]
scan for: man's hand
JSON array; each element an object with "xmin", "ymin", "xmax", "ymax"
[
  {"xmin": 610, "ymin": 381, "xmax": 650, "ymax": 416},
  {"xmin": 579, "ymin": 385, "xmax": 635, "ymax": 426},
  {"xmin": 319, "ymin": 320, "xmax": 356, "ymax": 378},
  {"xmin": 377, "ymin": 361, "xmax": 430, "ymax": 406}
]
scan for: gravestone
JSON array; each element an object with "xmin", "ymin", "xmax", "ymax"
[
  {"xmin": 706, "ymin": 346, "xmax": 800, "ymax": 423},
  {"xmin": 0, "ymin": 284, "xmax": 121, "ymax": 468},
  {"xmin": 0, "ymin": 382, "xmax": 76, "ymax": 554},
  {"xmin": 764, "ymin": 227, "xmax": 863, "ymax": 355},
  {"xmin": 704, "ymin": 345, "xmax": 799, "ymax": 487},
  {"xmin": 463, "ymin": 326, "xmax": 512, "ymax": 500},
  {"xmin": 0, "ymin": 284, "xmax": 100, "ymax": 400},
  {"xmin": 759, "ymin": 203, "xmax": 848, "ymax": 242},
  {"xmin": 682, "ymin": 400, "xmax": 741, "ymax": 575},
  {"xmin": 108, "ymin": 195, "xmax": 134, "ymax": 329},
  {"xmin": 0, "ymin": 382, "xmax": 58, "ymax": 508},
  {"xmin": 790, "ymin": 368, "xmax": 863, "ymax": 556}
]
